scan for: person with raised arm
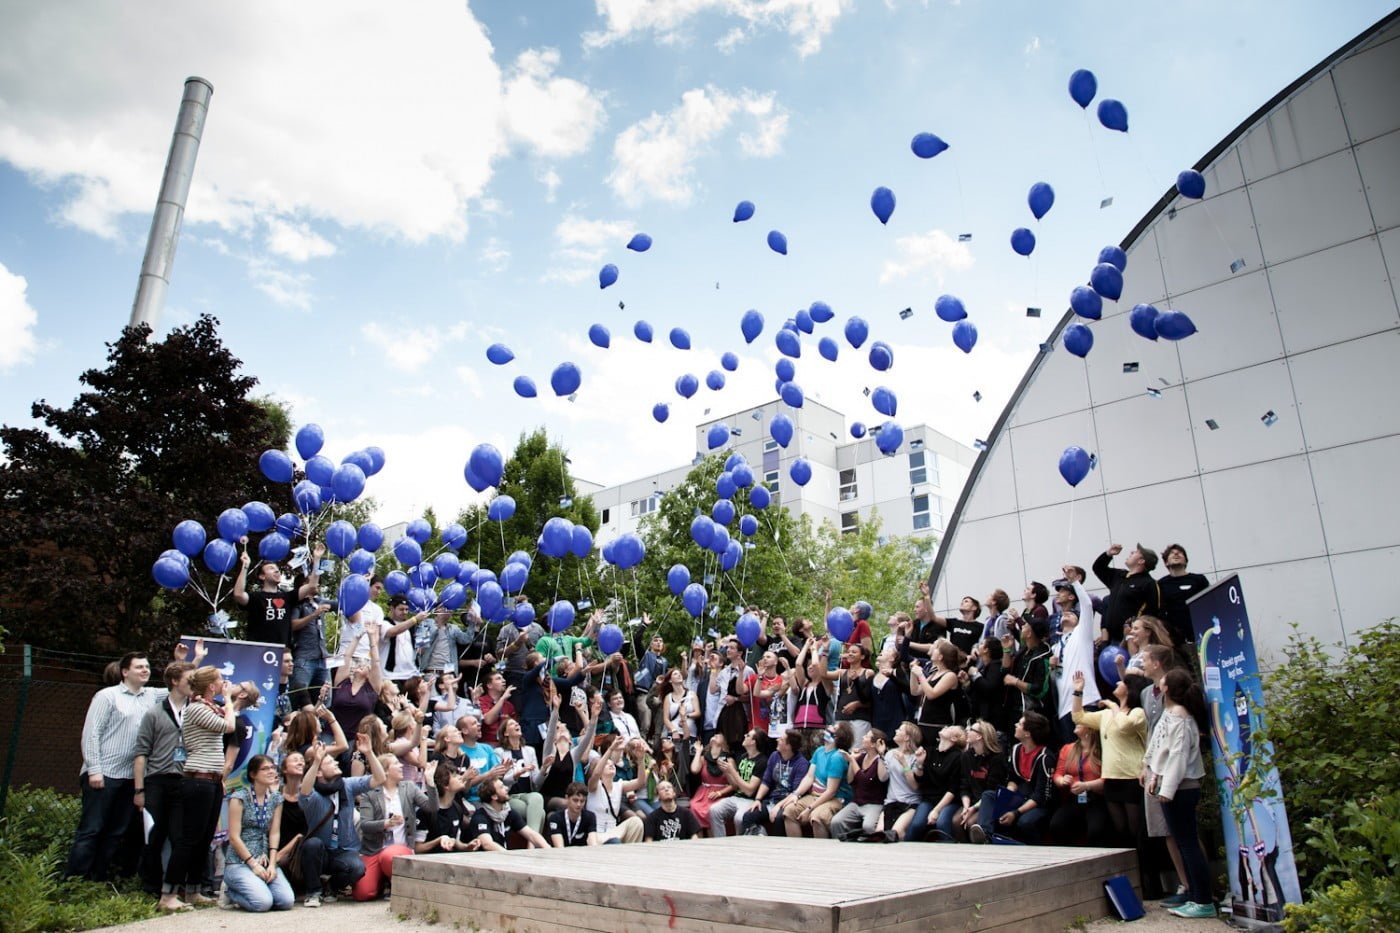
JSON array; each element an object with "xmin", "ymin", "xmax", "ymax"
[
  {"xmin": 232, "ymin": 541, "xmax": 325, "ymax": 646},
  {"xmin": 296, "ymin": 732, "xmax": 384, "ymax": 907}
]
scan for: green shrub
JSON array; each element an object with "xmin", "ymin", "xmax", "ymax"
[
  {"xmin": 1, "ymin": 785, "xmax": 82, "ymax": 857},
  {"xmin": 1282, "ymin": 791, "xmax": 1400, "ymax": 930}
]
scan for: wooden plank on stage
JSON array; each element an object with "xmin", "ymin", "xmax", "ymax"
[{"xmin": 391, "ymin": 837, "xmax": 1138, "ymax": 932}]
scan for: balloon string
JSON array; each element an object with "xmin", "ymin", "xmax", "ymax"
[
  {"xmin": 1082, "ymin": 110, "xmax": 1109, "ymax": 200},
  {"xmin": 760, "ymin": 512, "xmax": 793, "ymax": 576},
  {"xmin": 1065, "ymin": 476, "xmax": 1077, "ymax": 561}
]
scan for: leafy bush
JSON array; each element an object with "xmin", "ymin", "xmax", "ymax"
[
  {"xmin": 1282, "ymin": 791, "xmax": 1400, "ymax": 931},
  {"xmin": 1, "ymin": 784, "xmax": 82, "ymax": 857}
]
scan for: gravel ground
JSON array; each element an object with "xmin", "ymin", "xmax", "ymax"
[{"xmin": 93, "ymin": 896, "xmax": 1230, "ymax": 932}]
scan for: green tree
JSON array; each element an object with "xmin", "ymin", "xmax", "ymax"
[
  {"xmin": 804, "ymin": 512, "xmax": 934, "ymax": 644},
  {"xmin": 455, "ymin": 429, "xmax": 603, "ymax": 613},
  {"xmin": 0, "ymin": 315, "xmax": 289, "ymax": 654}
]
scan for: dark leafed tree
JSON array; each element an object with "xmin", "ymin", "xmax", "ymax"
[
  {"xmin": 455, "ymin": 429, "xmax": 604, "ymax": 615},
  {"xmin": 0, "ymin": 315, "xmax": 290, "ymax": 656}
]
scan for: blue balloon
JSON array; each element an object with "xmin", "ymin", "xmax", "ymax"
[
  {"xmin": 615, "ymin": 532, "xmax": 646, "ymax": 570},
  {"xmin": 551, "ymin": 362, "xmax": 582, "ymax": 397},
  {"xmin": 242, "ymin": 502, "xmax": 274, "ymax": 534},
  {"xmin": 935, "ymin": 294, "xmax": 967, "ymax": 322},
  {"xmin": 1090, "ymin": 262, "xmax": 1124, "ymax": 302},
  {"xmin": 872, "ymin": 386, "xmax": 897, "ymax": 417},
  {"xmin": 326, "ymin": 520, "xmax": 358, "ymax": 558},
  {"xmin": 774, "ymin": 358, "xmax": 796, "ymax": 384},
  {"xmin": 721, "ymin": 351, "xmax": 739, "ymax": 372},
  {"xmin": 789, "ymin": 458, "xmax": 812, "ymax": 486},
  {"xmin": 383, "ymin": 570, "xmax": 410, "ymax": 596},
  {"xmin": 682, "ymin": 582, "xmax": 708, "ymax": 619},
  {"xmin": 911, "ymin": 132, "xmax": 949, "ymax": 159},
  {"xmin": 634, "ymin": 320, "xmax": 654, "ymax": 343},
  {"xmin": 548, "ymin": 600, "xmax": 576, "ymax": 633},
  {"xmin": 438, "ymin": 582, "xmax": 467, "ymax": 611},
  {"xmin": 737, "ymin": 515, "xmax": 759, "ymax": 538},
  {"xmin": 667, "ymin": 564, "xmax": 690, "ymax": 596},
  {"xmin": 295, "ymin": 423, "xmax": 325, "ymax": 460},
  {"xmin": 736, "ymin": 613, "xmax": 761, "ymax": 648},
  {"xmin": 1098, "ymin": 645, "xmax": 1127, "ymax": 685},
  {"xmin": 203, "ymin": 539, "xmax": 238, "ymax": 575},
  {"xmin": 513, "ymin": 375, "xmax": 537, "ymax": 398},
  {"xmin": 510, "ymin": 550, "xmax": 534, "ymax": 569},
  {"xmin": 1098, "ymin": 245, "xmax": 1128, "ymax": 273},
  {"xmin": 712, "ymin": 499, "xmax": 735, "ymax": 526},
  {"xmin": 1029, "ymin": 182, "xmax": 1055, "ymax": 221},
  {"xmin": 740, "ymin": 309, "xmax": 764, "ymax": 344},
  {"xmin": 512, "ymin": 602, "xmax": 535, "ymax": 628},
  {"xmin": 844, "ymin": 316, "xmax": 869, "ymax": 349},
  {"xmin": 732, "ymin": 463, "xmax": 755, "ymax": 489},
  {"xmin": 259, "ymin": 449, "xmax": 294, "ymax": 484},
  {"xmin": 153, "ymin": 556, "xmax": 189, "ymax": 589},
  {"xmin": 776, "ymin": 328, "xmax": 801, "ymax": 359},
  {"xmin": 441, "ymin": 523, "xmax": 468, "ymax": 551},
  {"xmin": 275, "ymin": 513, "xmax": 301, "ymax": 538},
  {"xmin": 1176, "ymin": 170, "xmax": 1206, "ymax": 200},
  {"xmin": 1064, "ymin": 323, "xmax": 1095, "ymax": 358},
  {"xmin": 567, "ymin": 519, "xmax": 593, "ymax": 557},
  {"xmin": 769, "ymin": 413, "xmax": 794, "ymax": 448},
  {"xmin": 1070, "ymin": 285, "xmax": 1103, "ymax": 320},
  {"xmin": 1068, "ymin": 69, "xmax": 1097, "ymax": 108},
  {"xmin": 709, "ymin": 525, "xmax": 731, "ymax": 556},
  {"xmin": 1059, "ymin": 446, "xmax": 1092, "ymax": 487},
  {"xmin": 653, "ymin": 402, "xmax": 670, "ymax": 423},
  {"xmin": 470, "ymin": 568, "xmax": 498, "ymax": 592},
  {"xmin": 1097, "ymin": 99, "xmax": 1129, "ymax": 133},
  {"xmin": 305, "ymin": 451, "xmax": 334, "ymax": 487},
  {"xmin": 332, "ymin": 463, "xmax": 366, "ymax": 503},
  {"xmin": 353, "ymin": 522, "xmax": 382, "ymax": 552},
  {"xmin": 707, "ymin": 423, "xmax": 730, "ymax": 450},
  {"xmin": 952, "ymin": 320, "xmax": 978, "ymax": 353},
  {"xmin": 676, "ymin": 373, "xmax": 699, "ymax": 398},
  {"xmin": 456, "ymin": 560, "xmax": 479, "ymax": 583},
  {"xmin": 319, "ymin": 484, "xmax": 337, "ymax": 507},
  {"xmin": 292, "ymin": 481, "xmax": 321, "ymax": 515},
  {"xmin": 488, "ymin": 495, "xmax": 516, "ymax": 522},
  {"xmin": 347, "ymin": 548, "xmax": 376, "ymax": 575},
  {"xmin": 795, "ymin": 308, "xmax": 815, "ymax": 334},
  {"xmin": 364, "ymin": 446, "xmax": 387, "ymax": 476},
  {"xmin": 339, "ymin": 574, "xmax": 371, "ymax": 617},
  {"xmin": 724, "ymin": 453, "xmax": 746, "ymax": 472},
  {"xmin": 477, "ymin": 580, "xmax": 504, "ymax": 617},
  {"xmin": 469, "ymin": 444, "xmax": 504, "ymax": 489},
  {"xmin": 1154, "ymin": 309, "xmax": 1198, "ymax": 341},
  {"xmin": 767, "ymin": 230, "xmax": 787, "ymax": 255},
  {"xmin": 780, "ymin": 381, "xmax": 804, "ymax": 409},
  {"xmin": 1130, "ymin": 304, "xmax": 1160, "ymax": 341},
  {"xmin": 733, "ymin": 200, "xmax": 755, "ymax": 222},
  {"xmin": 540, "ymin": 517, "xmax": 574, "ymax": 558},
  {"xmin": 850, "ymin": 422, "xmax": 867, "ymax": 439},
  {"xmin": 393, "ymin": 536, "xmax": 422, "ymax": 567},
  {"xmin": 870, "ymin": 187, "xmax": 896, "ymax": 225},
  {"xmin": 815, "ymin": 336, "xmax": 838, "ymax": 363},
  {"xmin": 343, "ymin": 450, "xmax": 374, "ymax": 476},
  {"xmin": 875, "ymin": 421, "xmax": 904, "ymax": 455},
  {"xmin": 721, "ymin": 539, "xmax": 742, "ymax": 572},
  {"xmin": 748, "ymin": 485, "xmax": 771, "ymax": 510},
  {"xmin": 1010, "ymin": 227, "xmax": 1036, "ymax": 257},
  {"xmin": 598, "ymin": 624, "xmax": 625, "ymax": 657},
  {"xmin": 588, "ymin": 324, "xmax": 611, "ymax": 348},
  {"xmin": 826, "ymin": 607, "xmax": 854, "ymax": 643},
  {"xmin": 257, "ymin": 532, "xmax": 290, "ymax": 562},
  {"xmin": 501, "ymin": 562, "xmax": 528, "ymax": 593},
  {"xmin": 706, "ymin": 370, "xmax": 726, "ymax": 391},
  {"xmin": 409, "ymin": 561, "xmax": 438, "ymax": 589},
  {"xmin": 486, "ymin": 343, "xmax": 515, "ymax": 366},
  {"xmin": 434, "ymin": 553, "xmax": 461, "ymax": 581},
  {"xmin": 868, "ymin": 342, "xmax": 893, "ymax": 372},
  {"xmin": 690, "ymin": 516, "xmax": 716, "ymax": 549},
  {"xmin": 216, "ymin": 508, "xmax": 248, "ymax": 543},
  {"xmin": 716, "ymin": 471, "xmax": 737, "ymax": 500},
  {"xmin": 599, "ymin": 263, "xmax": 618, "ymax": 289},
  {"xmin": 627, "ymin": 233, "xmax": 653, "ymax": 252},
  {"xmin": 173, "ymin": 520, "xmax": 206, "ymax": 557}
]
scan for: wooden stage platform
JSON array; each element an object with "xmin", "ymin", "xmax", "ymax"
[{"xmin": 391, "ymin": 836, "xmax": 1138, "ymax": 931}]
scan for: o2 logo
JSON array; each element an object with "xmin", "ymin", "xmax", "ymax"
[
  {"xmin": 263, "ymin": 650, "xmax": 279, "ymax": 666},
  {"xmin": 1228, "ymin": 585, "xmax": 1240, "ymax": 606}
]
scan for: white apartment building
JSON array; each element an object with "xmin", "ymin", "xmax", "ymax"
[{"xmin": 584, "ymin": 397, "xmax": 977, "ymax": 549}]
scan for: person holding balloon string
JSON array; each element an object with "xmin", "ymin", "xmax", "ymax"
[
  {"xmin": 233, "ymin": 539, "xmax": 326, "ymax": 647},
  {"xmin": 330, "ymin": 624, "xmax": 383, "ymax": 763},
  {"xmin": 790, "ymin": 635, "xmax": 837, "ymax": 750}
]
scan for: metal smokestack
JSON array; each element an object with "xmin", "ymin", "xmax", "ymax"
[{"xmin": 129, "ymin": 76, "xmax": 213, "ymax": 331}]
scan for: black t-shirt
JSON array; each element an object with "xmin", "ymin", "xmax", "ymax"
[
  {"xmin": 1157, "ymin": 572, "xmax": 1210, "ymax": 645},
  {"xmin": 644, "ymin": 805, "xmax": 699, "ymax": 841},
  {"xmin": 544, "ymin": 808, "xmax": 597, "ymax": 847},
  {"xmin": 947, "ymin": 619, "xmax": 985, "ymax": 657},
  {"xmin": 425, "ymin": 799, "xmax": 475, "ymax": 846},
  {"xmin": 469, "ymin": 806, "xmax": 525, "ymax": 846},
  {"xmin": 279, "ymin": 796, "xmax": 307, "ymax": 841},
  {"xmin": 245, "ymin": 590, "xmax": 294, "ymax": 646}
]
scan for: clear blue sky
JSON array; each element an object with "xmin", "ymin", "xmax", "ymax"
[{"xmin": 1, "ymin": 0, "xmax": 1393, "ymax": 522}]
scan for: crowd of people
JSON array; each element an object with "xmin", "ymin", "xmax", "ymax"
[{"xmin": 68, "ymin": 539, "xmax": 1220, "ymax": 921}]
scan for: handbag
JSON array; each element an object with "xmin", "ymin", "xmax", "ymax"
[{"xmin": 280, "ymin": 802, "xmax": 334, "ymax": 887}]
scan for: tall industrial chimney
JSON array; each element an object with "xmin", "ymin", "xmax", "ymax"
[{"xmin": 129, "ymin": 76, "xmax": 213, "ymax": 331}]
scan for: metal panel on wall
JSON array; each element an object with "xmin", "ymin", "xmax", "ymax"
[
  {"xmin": 1016, "ymin": 497, "xmax": 1111, "ymax": 579},
  {"xmin": 1007, "ymin": 410, "xmax": 1104, "ymax": 511},
  {"xmin": 1355, "ymin": 129, "xmax": 1400, "ymax": 231},
  {"xmin": 1103, "ymin": 478, "xmax": 1214, "ymax": 575},
  {"xmin": 1173, "ymin": 269, "xmax": 1285, "ymax": 382},
  {"xmin": 1227, "ymin": 558, "xmax": 1343, "ymax": 658},
  {"xmin": 1328, "ymin": 547, "xmax": 1400, "ymax": 645},
  {"xmin": 1084, "ymin": 306, "xmax": 1186, "ymax": 407},
  {"xmin": 1157, "ymin": 186, "xmax": 1263, "ymax": 297},
  {"xmin": 1237, "ymin": 74, "xmax": 1349, "ymax": 184},
  {"xmin": 961, "ymin": 441, "xmax": 1019, "ymax": 522},
  {"xmin": 1009, "ymin": 349, "xmax": 1092, "ymax": 428},
  {"xmin": 1289, "ymin": 331, "xmax": 1400, "ymax": 449},
  {"xmin": 1332, "ymin": 35, "xmax": 1400, "ymax": 142},
  {"xmin": 1183, "ymin": 361, "xmax": 1306, "ymax": 473},
  {"xmin": 1249, "ymin": 148, "xmax": 1375, "ymax": 266},
  {"xmin": 1199, "ymin": 457, "xmax": 1327, "ymax": 569},
  {"xmin": 1308, "ymin": 435, "xmax": 1400, "ymax": 553},
  {"xmin": 1093, "ymin": 389, "xmax": 1197, "ymax": 492},
  {"xmin": 1269, "ymin": 236, "xmax": 1398, "ymax": 354}
]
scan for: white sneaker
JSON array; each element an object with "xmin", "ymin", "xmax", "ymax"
[{"xmin": 304, "ymin": 894, "xmax": 321, "ymax": 908}]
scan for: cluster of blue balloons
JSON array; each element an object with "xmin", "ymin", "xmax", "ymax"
[
  {"xmin": 255, "ymin": 423, "xmax": 386, "ymax": 513},
  {"xmin": 485, "ymin": 343, "xmax": 583, "ymax": 401},
  {"xmin": 1068, "ymin": 68, "xmax": 1129, "ymax": 133}
]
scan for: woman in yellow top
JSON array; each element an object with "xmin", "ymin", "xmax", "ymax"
[{"xmin": 1070, "ymin": 669, "xmax": 1149, "ymax": 849}]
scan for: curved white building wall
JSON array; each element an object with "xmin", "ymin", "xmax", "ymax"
[{"xmin": 930, "ymin": 14, "xmax": 1400, "ymax": 661}]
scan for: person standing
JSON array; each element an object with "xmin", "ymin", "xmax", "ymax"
[
  {"xmin": 1144, "ymin": 670, "xmax": 1215, "ymax": 920},
  {"xmin": 233, "ymin": 543, "xmax": 325, "ymax": 647},
  {"xmin": 1092, "ymin": 543, "xmax": 1162, "ymax": 645},
  {"xmin": 171, "ymin": 666, "xmax": 237, "ymax": 906},
  {"xmin": 633, "ymin": 631, "xmax": 669, "ymax": 739},
  {"xmin": 132, "ymin": 659, "xmax": 196, "ymax": 904},
  {"xmin": 1053, "ymin": 609, "xmax": 1101, "ymax": 745},
  {"xmin": 1156, "ymin": 544, "xmax": 1210, "ymax": 658},
  {"xmin": 289, "ymin": 595, "xmax": 333, "ymax": 710}
]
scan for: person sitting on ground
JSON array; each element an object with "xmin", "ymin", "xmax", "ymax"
[
  {"xmin": 971, "ymin": 711, "xmax": 1055, "ymax": 844},
  {"xmin": 643, "ymin": 780, "xmax": 701, "ymax": 841},
  {"xmin": 740, "ymin": 729, "xmax": 809, "ymax": 837},
  {"xmin": 353, "ymin": 753, "xmax": 435, "ymax": 901},
  {"xmin": 222, "ymin": 755, "xmax": 293, "ymax": 912},
  {"xmin": 779, "ymin": 722, "xmax": 854, "ymax": 839},
  {"xmin": 296, "ymin": 734, "xmax": 384, "ymax": 907},
  {"xmin": 469, "ymin": 778, "xmax": 549, "ymax": 851},
  {"xmin": 1047, "ymin": 722, "xmax": 1110, "ymax": 846},
  {"xmin": 687, "ymin": 733, "xmax": 735, "ymax": 833},
  {"xmin": 544, "ymin": 782, "xmax": 598, "ymax": 847},
  {"xmin": 949, "ymin": 720, "xmax": 1007, "ymax": 842},
  {"xmin": 707, "ymin": 729, "xmax": 769, "ymax": 837},
  {"xmin": 914, "ymin": 724, "xmax": 965, "ymax": 842},
  {"xmin": 419, "ymin": 761, "xmax": 481, "ymax": 855},
  {"xmin": 830, "ymin": 728, "xmax": 890, "ymax": 841},
  {"xmin": 585, "ymin": 735, "xmax": 647, "ymax": 843}
]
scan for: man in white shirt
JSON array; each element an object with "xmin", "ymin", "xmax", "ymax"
[
  {"xmin": 377, "ymin": 594, "xmax": 427, "ymax": 682},
  {"xmin": 1053, "ymin": 597, "xmax": 1101, "ymax": 745}
]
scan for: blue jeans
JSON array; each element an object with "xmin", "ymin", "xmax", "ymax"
[
  {"xmin": 223, "ymin": 861, "xmax": 294, "ymax": 911},
  {"xmin": 1162, "ymin": 788, "xmax": 1212, "ymax": 905},
  {"xmin": 66, "ymin": 776, "xmax": 135, "ymax": 881},
  {"xmin": 978, "ymin": 790, "xmax": 1048, "ymax": 843},
  {"xmin": 935, "ymin": 804, "xmax": 963, "ymax": 841},
  {"xmin": 904, "ymin": 801, "xmax": 936, "ymax": 841},
  {"xmin": 298, "ymin": 838, "xmax": 365, "ymax": 896},
  {"xmin": 290, "ymin": 658, "xmax": 329, "ymax": 710}
]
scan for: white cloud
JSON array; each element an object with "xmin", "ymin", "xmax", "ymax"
[
  {"xmin": 547, "ymin": 214, "xmax": 634, "ymax": 284},
  {"xmin": 585, "ymin": 0, "xmax": 852, "ymax": 57},
  {"xmin": 607, "ymin": 86, "xmax": 788, "ymax": 207},
  {"xmin": 0, "ymin": 261, "xmax": 40, "ymax": 369},
  {"xmin": 453, "ymin": 366, "xmax": 486, "ymax": 400},
  {"xmin": 537, "ymin": 167, "xmax": 563, "ymax": 202},
  {"xmin": 0, "ymin": 2, "xmax": 550, "ymax": 244},
  {"xmin": 265, "ymin": 218, "xmax": 336, "ymax": 263},
  {"xmin": 247, "ymin": 258, "xmax": 313, "ymax": 310},
  {"xmin": 500, "ymin": 48, "xmax": 606, "ymax": 159},
  {"xmin": 879, "ymin": 229, "xmax": 974, "ymax": 285},
  {"xmin": 362, "ymin": 321, "xmax": 449, "ymax": 372},
  {"xmin": 479, "ymin": 237, "xmax": 511, "ymax": 272},
  {"xmin": 1024, "ymin": 36, "xmax": 1041, "ymax": 56}
]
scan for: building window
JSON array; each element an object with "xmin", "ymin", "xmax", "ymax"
[
  {"xmin": 764, "ymin": 469, "xmax": 779, "ymax": 492},
  {"xmin": 909, "ymin": 451, "xmax": 927, "ymax": 486},
  {"xmin": 841, "ymin": 511, "xmax": 859, "ymax": 534},
  {"xmin": 763, "ymin": 438, "xmax": 778, "ymax": 453},
  {"xmin": 912, "ymin": 494, "xmax": 931, "ymax": 531},
  {"xmin": 839, "ymin": 468, "xmax": 858, "ymax": 502},
  {"xmin": 629, "ymin": 495, "xmax": 659, "ymax": 518},
  {"xmin": 601, "ymin": 508, "xmax": 610, "ymax": 524}
]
